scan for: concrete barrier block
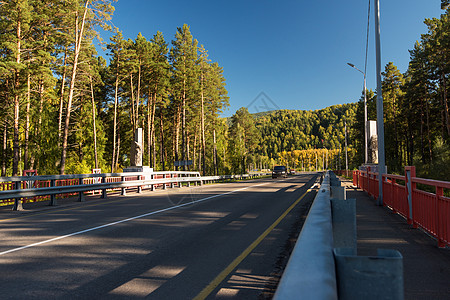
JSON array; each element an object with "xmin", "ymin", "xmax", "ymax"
[
  {"xmin": 334, "ymin": 248, "xmax": 404, "ymax": 300},
  {"xmin": 331, "ymin": 186, "xmax": 346, "ymax": 200},
  {"xmin": 331, "ymin": 198, "xmax": 356, "ymax": 252}
]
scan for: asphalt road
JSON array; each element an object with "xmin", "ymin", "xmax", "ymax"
[{"xmin": 0, "ymin": 173, "xmax": 319, "ymax": 299}]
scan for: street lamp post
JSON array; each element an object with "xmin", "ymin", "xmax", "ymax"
[{"xmin": 347, "ymin": 62, "xmax": 368, "ymax": 164}]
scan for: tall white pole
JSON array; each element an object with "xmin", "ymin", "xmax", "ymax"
[
  {"xmin": 363, "ymin": 75, "xmax": 368, "ymax": 164},
  {"xmin": 375, "ymin": 0, "xmax": 386, "ymax": 206},
  {"xmin": 345, "ymin": 120, "xmax": 348, "ymax": 176}
]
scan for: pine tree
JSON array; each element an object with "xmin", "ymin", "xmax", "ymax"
[
  {"xmin": 107, "ymin": 29, "xmax": 126, "ymax": 172},
  {"xmin": 0, "ymin": 0, "xmax": 33, "ymax": 175},
  {"xmin": 382, "ymin": 62, "xmax": 405, "ymax": 171},
  {"xmin": 149, "ymin": 31, "xmax": 170, "ymax": 169},
  {"xmin": 228, "ymin": 107, "xmax": 259, "ymax": 174},
  {"xmin": 170, "ymin": 24, "xmax": 199, "ymax": 170},
  {"xmin": 59, "ymin": 0, "xmax": 114, "ymax": 174}
]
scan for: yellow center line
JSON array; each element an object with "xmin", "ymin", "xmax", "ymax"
[{"xmin": 193, "ymin": 188, "xmax": 313, "ymax": 300}]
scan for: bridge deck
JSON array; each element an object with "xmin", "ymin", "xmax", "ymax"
[{"xmin": 341, "ymin": 178, "xmax": 450, "ymax": 299}]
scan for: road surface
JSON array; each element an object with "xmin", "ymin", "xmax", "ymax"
[{"xmin": 0, "ymin": 173, "xmax": 319, "ymax": 299}]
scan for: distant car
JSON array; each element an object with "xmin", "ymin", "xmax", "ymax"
[
  {"xmin": 272, "ymin": 166, "xmax": 288, "ymax": 178},
  {"xmin": 290, "ymin": 169, "xmax": 296, "ymax": 175}
]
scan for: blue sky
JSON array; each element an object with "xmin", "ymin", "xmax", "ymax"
[{"xmin": 100, "ymin": 0, "xmax": 444, "ymax": 117}]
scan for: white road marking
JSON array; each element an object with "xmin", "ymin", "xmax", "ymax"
[{"xmin": 0, "ymin": 181, "xmax": 271, "ymax": 256}]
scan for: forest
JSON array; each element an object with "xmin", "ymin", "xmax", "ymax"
[{"xmin": 1, "ymin": 1, "xmax": 449, "ymax": 181}]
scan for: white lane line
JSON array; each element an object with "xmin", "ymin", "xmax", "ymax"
[{"xmin": 0, "ymin": 181, "xmax": 270, "ymax": 256}]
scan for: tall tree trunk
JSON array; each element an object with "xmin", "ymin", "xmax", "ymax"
[
  {"xmin": 392, "ymin": 100, "xmax": 399, "ymax": 167},
  {"xmin": 90, "ymin": 76, "xmax": 98, "ymax": 169},
  {"xmin": 201, "ymin": 74, "xmax": 206, "ymax": 175},
  {"xmin": 440, "ymin": 70, "xmax": 450, "ymax": 136},
  {"xmin": 172, "ymin": 114, "xmax": 176, "ymax": 171},
  {"xmin": 193, "ymin": 129, "xmax": 197, "ymax": 170},
  {"xmin": 34, "ymin": 80, "xmax": 44, "ymax": 170},
  {"xmin": 186, "ymin": 131, "xmax": 190, "ymax": 171},
  {"xmin": 115, "ymin": 129, "xmax": 121, "ymax": 171},
  {"xmin": 60, "ymin": 0, "xmax": 89, "ymax": 175},
  {"xmin": 147, "ymin": 91, "xmax": 151, "ymax": 167},
  {"xmin": 58, "ymin": 46, "xmax": 68, "ymax": 142},
  {"xmin": 174, "ymin": 105, "xmax": 181, "ymax": 170},
  {"xmin": 152, "ymin": 127, "xmax": 156, "ymax": 170},
  {"xmin": 136, "ymin": 61, "xmax": 141, "ymax": 128},
  {"xmin": 213, "ymin": 129, "xmax": 217, "ymax": 176},
  {"xmin": 24, "ymin": 73, "xmax": 31, "ymax": 170},
  {"xmin": 146, "ymin": 88, "xmax": 157, "ymax": 168},
  {"xmin": 151, "ymin": 93, "xmax": 156, "ymax": 168},
  {"xmin": 12, "ymin": 13, "xmax": 22, "ymax": 176},
  {"xmin": 420, "ymin": 97, "xmax": 425, "ymax": 164},
  {"xmin": 2, "ymin": 121, "xmax": 7, "ymax": 176},
  {"xmin": 407, "ymin": 123, "xmax": 413, "ymax": 166},
  {"xmin": 160, "ymin": 109, "xmax": 165, "ymax": 171},
  {"xmin": 182, "ymin": 80, "xmax": 186, "ymax": 171},
  {"xmin": 111, "ymin": 56, "xmax": 120, "ymax": 172},
  {"xmin": 426, "ymin": 99, "xmax": 432, "ymax": 163},
  {"xmin": 130, "ymin": 74, "xmax": 136, "ymax": 129},
  {"xmin": 194, "ymin": 130, "xmax": 202, "ymax": 171}
]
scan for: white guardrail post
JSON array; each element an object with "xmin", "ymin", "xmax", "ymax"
[
  {"xmin": 13, "ymin": 181, "xmax": 23, "ymax": 211},
  {"xmin": 50, "ymin": 179, "xmax": 57, "ymax": 206},
  {"xmin": 78, "ymin": 178, "xmax": 85, "ymax": 202}
]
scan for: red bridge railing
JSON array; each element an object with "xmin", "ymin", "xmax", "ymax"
[{"xmin": 353, "ymin": 166, "xmax": 449, "ymax": 248}]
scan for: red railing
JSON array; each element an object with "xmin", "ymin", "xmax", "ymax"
[
  {"xmin": 383, "ymin": 174, "xmax": 407, "ymax": 218},
  {"xmin": 353, "ymin": 168, "xmax": 380, "ymax": 199},
  {"xmin": 353, "ymin": 166, "xmax": 450, "ymax": 247}
]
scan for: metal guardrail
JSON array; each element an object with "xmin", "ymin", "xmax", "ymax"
[
  {"xmin": 0, "ymin": 171, "xmax": 201, "ymax": 183},
  {"xmin": 0, "ymin": 171, "xmax": 269, "ymax": 210},
  {"xmin": 274, "ymin": 172, "xmax": 337, "ymax": 299},
  {"xmin": 0, "ymin": 171, "xmax": 202, "ymax": 210}
]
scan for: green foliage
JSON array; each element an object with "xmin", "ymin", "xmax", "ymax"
[
  {"xmin": 228, "ymin": 107, "xmax": 259, "ymax": 174},
  {"xmin": 443, "ymin": 0, "xmax": 450, "ymax": 10},
  {"xmin": 416, "ymin": 138, "xmax": 450, "ymax": 182},
  {"xmin": 381, "ymin": 62, "xmax": 406, "ymax": 172},
  {"xmin": 65, "ymin": 155, "xmax": 95, "ymax": 175}
]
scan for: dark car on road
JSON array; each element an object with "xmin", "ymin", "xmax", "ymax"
[{"xmin": 272, "ymin": 165, "xmax": 288, "ymax": 178}]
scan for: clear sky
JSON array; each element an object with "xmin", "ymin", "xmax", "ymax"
[{"xmin": 100, "ymin": 0, "xmax": 444, "ymax": 117}]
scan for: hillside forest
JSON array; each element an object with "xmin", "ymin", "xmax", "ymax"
[{"xmin": 1, "ymin": 1, "xmax": 449, "ymax": 181}]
